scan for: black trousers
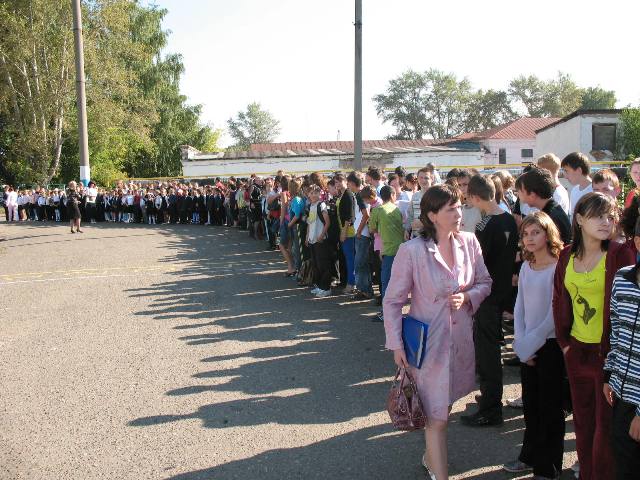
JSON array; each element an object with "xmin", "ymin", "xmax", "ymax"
[
  {"xmin": 310, "ymin": 240, "xmax": 336, "ymax": 291},
  {"xmin": 518, "ymin": 339, "xmax": 565, "ymax": 478},
  {"xmin": 337, "ymin": 242, "xmax": 347, "ymax": 288},
  {"xmin": 474, "ymin": 301, "xmax": 503, "ymax": 415},
  {"xmin": 371, "ymin": 248, "xmax": 382, "ymax": 293},
  {"xmin": 85, "ymin": 202, "xmax": 96, "ymax": 222},
  {"xmin": 612, "ymin": 398, "xmax": 640, "ymax": 480}
]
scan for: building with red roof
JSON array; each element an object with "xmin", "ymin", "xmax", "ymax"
[{"xmin": 447, "ymin": 117, "xmax": 560, "ymax": 165}]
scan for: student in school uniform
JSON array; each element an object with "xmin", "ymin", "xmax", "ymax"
[
  {"xmin": 462, "ymin": 174, "xmax": 519, "ymax": 427},
  {"xmin": 197, "ymin": 189, "xmax": 207, "ymax": 225},
  {"xmin": 52, "ymin": 189, "xmax": 62, "ymax": 222},
  {"xmin": 37, "ymin": 190, "xmax": 47, "ymax": 221},
  {"xmin": 145, "ymin": 192, "xmax": 156, "ymax": 224},
  {"xmin": 85, "ymin": 181, "xmax": 98, "ymax": 223}
]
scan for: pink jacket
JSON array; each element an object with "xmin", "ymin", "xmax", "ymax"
[{"xmin": 383, "ymin": 232, "xmax": 492, "ymax": 421}]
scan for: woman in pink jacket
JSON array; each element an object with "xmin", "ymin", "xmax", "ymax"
[{"xmin": 383, "ymin": 184, "xmax": 492, "ymax": 480}]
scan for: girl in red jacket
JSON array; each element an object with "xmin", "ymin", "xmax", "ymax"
[{"xmin": 553, "ymin": 193, "xmax": 635, "ymax": 479}]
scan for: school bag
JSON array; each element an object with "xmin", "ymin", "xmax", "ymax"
[{"xmin": 317, "ymin": 202, "xmax": 340, "ymax": 244}]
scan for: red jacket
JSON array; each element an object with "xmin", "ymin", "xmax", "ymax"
[{"xmin": 553, "ymin": 242, "xmax": 635, "ymax": 356}]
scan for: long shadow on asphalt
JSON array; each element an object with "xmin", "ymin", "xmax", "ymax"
[{"xmin": 120, "ymin": 224, "xmax": 575, "ymax": 480}]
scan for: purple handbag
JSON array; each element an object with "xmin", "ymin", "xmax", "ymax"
[{"xmin": 386, "ymin": 367, "xmax": 426, "ymax": 431}]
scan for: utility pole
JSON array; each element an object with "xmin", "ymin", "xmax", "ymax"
[
  {"xmin": 354, "ymin": 0, "xmax": 362, "ymax": 171},
  {"xmin": 72, "ymin": 0, "xmax": 90, "ymax": 186}
]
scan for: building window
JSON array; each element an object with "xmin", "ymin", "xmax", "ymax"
[
  {"xmin": 521, "ymin": 149, "xmax": 533, "ymax": 158},
  {"xmin": 499, "ymin": 148, "xmax": 506, "ymax": 164},
  {"xmin": 592, "ymin": 124, "xmax": 617, "ymax": 152}
]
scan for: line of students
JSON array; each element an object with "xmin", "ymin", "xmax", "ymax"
[{"xmin": 381, "ymin": 153, "xmax": 640, "ymax": 480}]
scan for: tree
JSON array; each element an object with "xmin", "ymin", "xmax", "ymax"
[
  {"xmin": 508, "ymin": 75, "xmax": 547, "ymax": 117},
  {"xmin": 372, "ymin": 70, "xmax": 430, "ymax": 140},
  {"xmin": 373, "ymin": 69, "xmax": 471, "ymax": 139},
  {"xmin": 1, "ymin": 0, "xmax": 217, "ymax": 185},
  {"xmin": 509, "ymin": 72, "xmax": 584, "ymax": 118},
  {"xmin": 464, "ymin": 89, "xmax": 517, "ymax": 132},
  {"xmin": 620, "ymin": 108, "xmax": 640, "ymax": 159},
  {"xmin": 227, "ymin": 102, "xmax": 280, "ymax": 149},
  {"xmin": 580, "ymin": 87, "xmax": 617, "ymax": 110},
  {"xmin": 424, "ymin": 69, "xmax": 471, "ymax": 139},
  {"xmin": 0, "ymin": 0, "xmax": 75, "ymax": 184},
  {"xmin": 542, "ymin": 72, "xmax": 583, "ymax": 117}
]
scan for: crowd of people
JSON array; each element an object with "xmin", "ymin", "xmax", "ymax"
[{"xmin": 4, "ymin": 154, "xmax": 640, "ymax": 479}]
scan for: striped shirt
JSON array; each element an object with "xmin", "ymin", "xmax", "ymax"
[{"xmin": 604, "ymin": 264, "xmax": 640, "ymax": 416}]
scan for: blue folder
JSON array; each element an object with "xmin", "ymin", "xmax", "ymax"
[{"xmin": 402, "ymin": 315, "xmax": 429, "ymax": 369}]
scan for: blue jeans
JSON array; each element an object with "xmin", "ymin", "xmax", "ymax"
[
  {"xmin": 354, "ymin": 235, "xmax": 372, "ymax": 295},
  {"xmin": 381, "ymin": 254, "xmax": 395, "ymax": 300},
  {"xmin": 341, "ymin": 237, "xmax": 356, "ymax": 286}
]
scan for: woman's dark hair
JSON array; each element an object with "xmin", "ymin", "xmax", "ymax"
[
  {"xmin": 571, "ymin": 192, "xmax": 617, "ymax": 258},
  {"xmin": 419, "ymin": 185, "xmax": 462, "ymax": 243},
  {"xmin": 309, "ymin": 172, "xmax": 326, "ymax": 189},
  {"xmin": 280, "ymin": 175, "xmax": 289, "ymax": 192},
  {"xmin": 620, "ymin": 195, "xmax": 640, "ymax": 239}
]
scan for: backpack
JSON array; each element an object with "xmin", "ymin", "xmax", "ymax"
[{"xmin": 317, "ymin": 202, "xmax": 340, "ymax": 244}]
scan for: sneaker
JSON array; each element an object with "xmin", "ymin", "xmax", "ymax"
[
  {"xmin": 502, "ymin": 460, "xmax": 532, "ymax": 473},
  {"xmin": 506, "ymin": 397, "xmax": 523, "ymax": 409},
  {"xmin": 314, "ymin": 289, "xmax": 331, "ymax": 298},
  {"xmin": 350, "ymin": 291, "xmax": 372, "ymax": 301},
  {"xmin": 310, "ymin": 287, "xmax": 321, "ymax": 295}
]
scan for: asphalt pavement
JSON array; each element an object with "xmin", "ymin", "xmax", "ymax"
[{"xmin": 0, "ymin": 221, "xmax": 577, "ymax": 479}]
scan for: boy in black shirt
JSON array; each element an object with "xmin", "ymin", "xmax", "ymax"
[
  {"xmin": 462, "ymin": 174, "xmax": 519, "ymax": 426},
  {"xmin": 515, "ymin": 167, "xmax": 572, "ymax": 245}
]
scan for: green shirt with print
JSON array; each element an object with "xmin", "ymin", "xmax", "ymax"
[{"xmin": 369, "ymin": 202, "xmax": 404, "ymax": 256}]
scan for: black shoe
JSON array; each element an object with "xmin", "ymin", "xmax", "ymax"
[{"xmin": 460, "ymin": 411, "xmax": 503, "ymax": 427}]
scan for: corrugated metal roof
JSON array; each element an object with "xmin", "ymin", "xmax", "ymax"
[
  {"xmin": 250, "ymin": 139, "xmax": 446, "ymax": 152},
  {"xmin": 186, "ymin": 143, "xmax": 471, "ymax": 161}
]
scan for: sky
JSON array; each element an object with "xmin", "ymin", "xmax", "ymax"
[{"xmin": 150, "ymin": 0, "xmax": 640, "ymax": 148}]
